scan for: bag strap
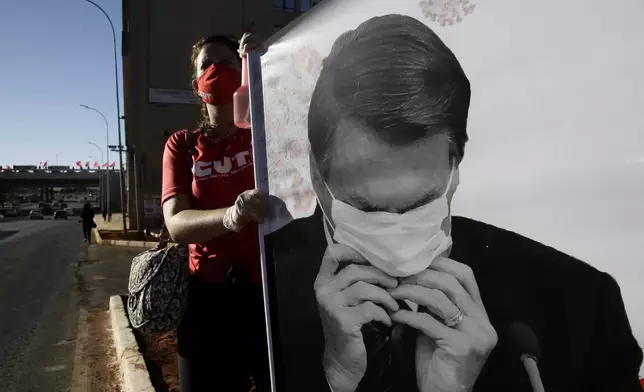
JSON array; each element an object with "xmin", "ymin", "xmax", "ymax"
[{"xmin": 157, "ymin": 130, "xmax": 197, "ymax": 249}]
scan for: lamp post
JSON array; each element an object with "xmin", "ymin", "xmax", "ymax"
[
  {"xmin": 80, "ymin": 104, "xmax": 110, "ymax": 217},
  {"xmin": 81, "ymin": 0, "xmax": 127, "ymax": 235},
  {"xmin": 88, "ymin": 155, "xmax": 100, "ymax": 207},
  {"xmin": 87, "ymin": 142, "xmax": 105, "ymax": 211}
]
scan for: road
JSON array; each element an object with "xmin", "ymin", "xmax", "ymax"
[{"xmin": 0, "ymin": 218, "xmax": 86, "ymax": 392}]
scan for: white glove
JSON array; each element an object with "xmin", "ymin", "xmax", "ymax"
[{"xmin": 223, "ymin": 189, "xmax": 265, "ymax": 232}]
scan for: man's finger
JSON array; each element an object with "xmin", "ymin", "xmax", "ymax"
[
  {"xmin": 402, "ymin": 270, "xmax": 482, "ymax": 319},
  {"xmin": 343, "ymin": 281, "xmax": 400, "ymax": 312},
  {"xmin": 389, "ymin": 284, "xmax": 460, "ymax": 321},
  {"xmin": 429, "ymin": 257, "xmax": 483, "ymax": 306},
  {"xmin": 357, "ymin": 301, "xmax": 393, "ymax": 328},
  {"xmin": 317, "ymin": 244, "xmax": 366, "ymax": 281},
  {"xmin": 390, "ymin": 309, "xmax": 453, "ymax": 341},
  {"xmin": 329, "ymin": 263, "xmax": 398, "ymax": 292}
]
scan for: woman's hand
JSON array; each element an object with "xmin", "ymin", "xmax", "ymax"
[
  {"xmin": 223, "ymin": 189, "xmax": 267, "ymax": 232},
  {"xmin": 238, "ymin": 32, "xmax": 263, "ymax": 58}
]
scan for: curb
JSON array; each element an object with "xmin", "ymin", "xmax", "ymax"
[
  {"xmin": 95, "ymin": 230, "xmax": 167, "ymax": 249},
  {"xmin": 109, "ymin": 295, "xmax": 155, "ymax": 392}
]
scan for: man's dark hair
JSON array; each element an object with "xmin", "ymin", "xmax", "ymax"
[{"xmin": 308, "ymin": 14, "xmax": 471, "ymax": 179}]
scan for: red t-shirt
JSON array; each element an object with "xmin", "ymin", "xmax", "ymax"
[{"xmin": 161, "ymin": 129, "xmax": 261, "ymax": 284}]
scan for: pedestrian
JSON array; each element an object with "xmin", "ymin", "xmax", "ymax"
[
  {"xmin": 107, "ymin": 208, "xmax": 112, "ymax": 222},
  {"xmin": 80, "ymin": 203, "xmax": 95, "ymax": 244},
  {"xmin": 102, "ymin": 207, "xmax": 107, "ymax": 222},
  {"xmin": 161, "ymin": 32, "xmax": 268, "ymax": 392}
]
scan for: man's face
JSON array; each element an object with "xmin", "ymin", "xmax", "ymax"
[{"xmin": 312, "ymin": 121, "xmax": 460, "ymax": 231}]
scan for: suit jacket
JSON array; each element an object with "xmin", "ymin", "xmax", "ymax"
[{"xmin": 265, "ymin": 207, "xmax": 643, "ymax": 392}]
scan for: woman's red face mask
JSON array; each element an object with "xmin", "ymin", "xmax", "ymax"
[{"xmin": 195, "ymin": 63, "xmax": 241, "ymax": 106}]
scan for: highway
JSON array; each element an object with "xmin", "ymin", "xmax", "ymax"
[{"xmin": 0, "ymin": 218, "xmax": 84, "ymax": 392}]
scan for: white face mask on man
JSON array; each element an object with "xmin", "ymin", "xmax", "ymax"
[{"xmin": 321, "ymin": 166, "xmax": 455, "ymax": 278}]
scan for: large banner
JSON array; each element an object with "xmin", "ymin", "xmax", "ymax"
[{"xmin": 250, "ymin": 0, "xmax": 644, "ymax": 390}]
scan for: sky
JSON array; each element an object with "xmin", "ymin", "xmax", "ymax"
[{"xmin": 0, "ymin": 0, "xmax": 123, "ymax": 167}]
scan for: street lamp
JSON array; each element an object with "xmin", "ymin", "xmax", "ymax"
[
  {"xmin": 87, "ymin": 142, "xmax": 105, "ymax": 211},
  {"xmin": 88, "ymin": 155, "xmax": 99, "ymax": 205},
  {"xmin": 81, "ymin": 0, "xmax": 127, "ymax": 235},
  {"xmin": 80, "ymin": 104, "xmax": 110, "ymax": 216}
]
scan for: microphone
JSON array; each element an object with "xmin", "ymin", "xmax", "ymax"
[{"xmin": 508, "ymin": 322, "xmax": 546, "ymax": 392}]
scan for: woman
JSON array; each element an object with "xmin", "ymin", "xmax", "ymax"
[
  {"xmin": 161, "ymin": 33, "xmax": 269, "ymax": 392},
  {"xmin": 80, "ymin": 203, "xmax": 95, "ymax": 244}
]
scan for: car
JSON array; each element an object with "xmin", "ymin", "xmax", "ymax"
[
  {"xmin": 29, "ymin": 210, "xmax": 44, "ymax": 220},
  {"xmin": 41, "ymin": 206, "xmax": 54, "ymax": 216},
  {"xmin": 3, "ymin": 208, "xmax": 18, "ymax": 217},
  {"xmin": 0, "ymin": 213, "xmax": 4, "ymax": 222},
  {"xmin": 54, "ymin": 210, "xmax": 68, "ymax": 220}
]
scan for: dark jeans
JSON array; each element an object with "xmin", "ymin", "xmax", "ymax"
[
  {"xmin": 177, "ymin": 277, "xmax": 270, "ymax": 392},
  {"xmin": 82, "ymin": 225, "xmax": 92, "ymax": 242}
]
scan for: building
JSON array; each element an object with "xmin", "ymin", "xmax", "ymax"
[{"xmin": 122, "ymin": 0, "xmax": 319, "ymax": 229}]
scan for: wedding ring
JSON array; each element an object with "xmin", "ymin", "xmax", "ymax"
[{"xmin": 445, "ymin": 310, "xmax": 465, "ymax": 328}]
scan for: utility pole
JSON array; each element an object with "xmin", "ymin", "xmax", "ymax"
[{"xmin": 81, "ymin": 0, "xmax": 127, "ymax": 235}]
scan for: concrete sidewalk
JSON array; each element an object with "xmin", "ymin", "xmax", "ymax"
[
  {"xmin": 93, "ymin": 213, "xmax": 167, "ymax": 249},
  {"xmin": 73, "ymin": 243, "xmax": 150, "ymax": 392},
  {"xmin": 95, "ymin": 213, "xmax": 130, "ymax": 232},
  {"xmin": 77, "ymin": 244, "xmax": 145, "ymax": 310}
]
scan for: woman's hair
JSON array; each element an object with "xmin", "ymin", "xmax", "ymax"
[
  {"xmin": 308, "ymin": 14, "xmax": 471, "ymax": 179},
  {"xmin": 190, "ymin": 35, "xmax": 240, "ymax": 131},
  {"xmin": 82, "ymin": 203, "xmax": 92, "ymax": 214}
]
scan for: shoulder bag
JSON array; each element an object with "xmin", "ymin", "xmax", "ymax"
[{"xmin": 127, "ymin": 131, "xmax": 195, "ymax": 334}]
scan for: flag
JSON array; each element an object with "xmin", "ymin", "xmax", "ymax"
[
  {"xmin": 93, "ymin": 161, "xmax": 99, "ymax": 168},
  {"xmin": 76, "ymin": 161, "xmax": 82, "ymax": 168},
  {"xmin": 85, "ymin": 161, "xmax": 90, "ymax": 169},
  {"xmin": 102, "ymin": 162, "xmax": 108, "ymax": 168},
  {"xmin": 43, "ymin": 161, "xmax": 48, "ymax": 168},
  {"xmin": 2, "ymin": 165, "xmax": 9, "ymax": 170},
  {"xmin": 110, "ymin": 162, "xmax": 116, "ymax": 169}
]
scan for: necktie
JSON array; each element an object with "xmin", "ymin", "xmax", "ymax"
[{"xmin": 357, "ymin": 300, "xmax": 419, "ymax": 392}]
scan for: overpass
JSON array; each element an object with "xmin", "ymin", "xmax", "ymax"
[
  {"xmin": 0, "ymin": 167, "xmax": 124, "ymax": 211},
  {"xmin": 0, "ymin": 169, "xmax": 102, "ymax": 187}
]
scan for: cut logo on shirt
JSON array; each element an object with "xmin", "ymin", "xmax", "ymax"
[{"xmin": 193, "ymin": 150, "xmax": 253, "ymax": 180}]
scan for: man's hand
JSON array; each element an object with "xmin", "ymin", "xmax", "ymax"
[
  {"xmin": 314, "ymin": 244, "xmax": 400, "ymax": 392},
  {"xmin": 388, "ymin": 257, "xmax": 497, "ymax": 392},
  {"xmin": 223, "ymin": 189, "xmax": 266, "ymax": 232}
]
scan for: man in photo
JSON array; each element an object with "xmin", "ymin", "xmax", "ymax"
[{"xmin": 266, "ymin": 14, "xmax": 643, "ymax": 392}]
